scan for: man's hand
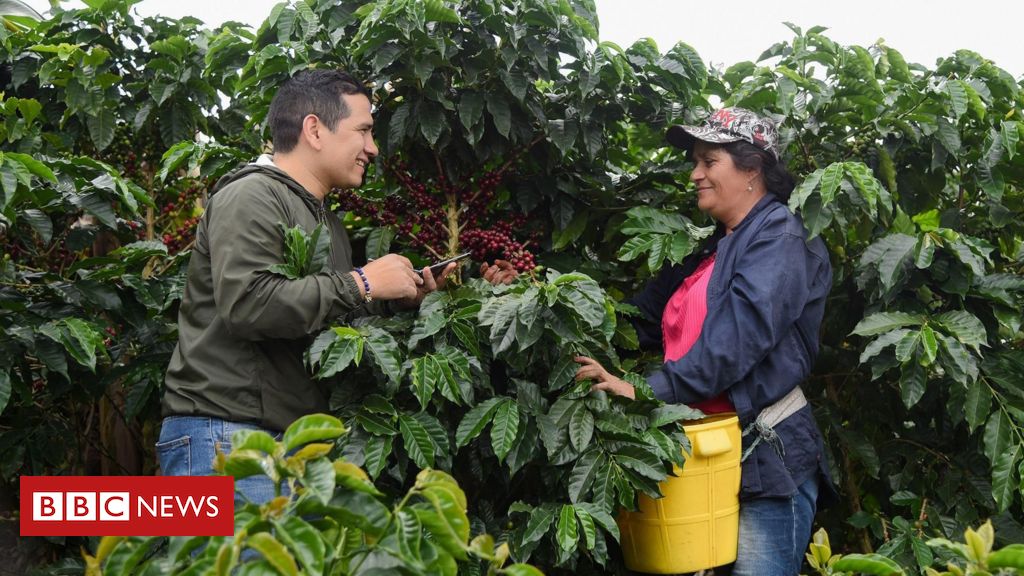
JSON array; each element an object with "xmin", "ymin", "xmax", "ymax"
[
  {"xmin": 481, "ymin": 259, "xmax": 518, "ymax": 285},
  {"xmin": 574, "ymin": 356, "xmax": 636, "ymax": 399},
  {"xmin": 355, "ymin": 254, "xmax": 422, "ymax": 300},
  {"xmin": 393, "ymin": 261, "xmax": 458, "ymax": 309}
]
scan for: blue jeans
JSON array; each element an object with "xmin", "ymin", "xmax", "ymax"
[
  {"xmin": 731, "ymin": 475, "xmax": 819, "ymax": 576},
  {"xmin": 156, "ymin": 416, "xmax": 283, "ymax": 505}
]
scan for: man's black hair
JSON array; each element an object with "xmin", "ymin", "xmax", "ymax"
[{"xmin": 268, "ymin": 69, "xmax": 372, "ymax": 153}]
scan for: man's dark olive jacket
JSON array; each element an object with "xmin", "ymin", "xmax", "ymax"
[
  {"xmin": 629, "ymin": 195, "xmax": 834, "ymax": 500},
  {"xmin": 163, "ymin": 162, "xmax": 385, "ymax": 432}
]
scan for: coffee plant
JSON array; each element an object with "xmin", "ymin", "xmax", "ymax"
[
  {"xmin": 2, "ymin": 1, "xmax": 1024, "ymax": 575},
  {"xmin": 88, "ymin": 414, "xmax": 543, "ymax": 576},
  {"xmin": 805, "ymin": 521, "xmax": 1024, "ymax": 575}
]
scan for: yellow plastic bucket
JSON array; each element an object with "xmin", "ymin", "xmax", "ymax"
[{"xmin": 617, "ymin": 413, "xmax": 742, "ymax": 574}]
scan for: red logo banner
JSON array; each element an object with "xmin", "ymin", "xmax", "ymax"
[{"xmin": 20, "ymin": 476, "xmax": 235, "ymax": 536}]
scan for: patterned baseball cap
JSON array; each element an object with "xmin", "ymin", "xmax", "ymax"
[{"xmin": 667, "ymin": 107, "xmax": 780, "ymax": 160}]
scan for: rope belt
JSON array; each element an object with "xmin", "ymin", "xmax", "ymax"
[{"xmin": 740, "ymin": 386, "xmax": 807, "ymax": 463}]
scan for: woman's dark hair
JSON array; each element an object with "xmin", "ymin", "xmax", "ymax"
[
  {"xmin": 268, "ymin": 69, "xmax": 372, "ymax": 154},
  {"xmin": 719, "ymin": 141, "xmax": 796, "ymax": 203}
]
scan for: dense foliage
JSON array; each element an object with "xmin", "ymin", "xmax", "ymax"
[
  {"xmin": 88, "ymin": 414, "xmax": 544, "ymax": 576},
  {"xmin": 1, "ymin": 0, "xmax": 1023, "ymax": 574}
]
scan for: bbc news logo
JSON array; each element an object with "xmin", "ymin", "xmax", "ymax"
[{"xmin": 21, "ymin": 476, "xmax": 234, "ymax": 536}]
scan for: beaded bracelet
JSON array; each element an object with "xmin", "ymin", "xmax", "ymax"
[{"xmin": 353, "ymin": 267, "xmax": 373, "ymax": 303}]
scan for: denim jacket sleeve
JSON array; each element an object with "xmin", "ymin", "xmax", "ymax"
[{"xmin": 647, "ymin": 219, "xmax": 821, "ymax": 405}]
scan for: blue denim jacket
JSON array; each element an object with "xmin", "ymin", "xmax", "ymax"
[{"xmin": 629, "ymin": 195, "xmax": 833, "ymax": 500}]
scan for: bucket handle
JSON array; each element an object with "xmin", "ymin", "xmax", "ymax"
[{"xmin": 693, "ymin": 429, "xmax": 732, "ymax": 458}]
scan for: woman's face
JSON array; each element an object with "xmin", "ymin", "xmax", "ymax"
[{"xmin": 690, "ymin": 141, "xmax": 760, "ymax": 229}]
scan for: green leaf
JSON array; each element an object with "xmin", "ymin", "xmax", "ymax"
[
  {"xmin": 860, "ymin": 325, "xmax": 909, "ymax": 360},
  {"xmin": 613, "ymin": 446, "xmax": 665, "ymax": 482},
  {"xmin": 411, "ymin": 355, "xmax": 441, "ymax": 411},
  {"xmin": 556, "ymin": 505, "xmax": 579, "ymax": 552},
  {"xmin": 894, "ymin": 331, "xmax": 919, "ymax": 363},
  {"xmin": 915, "ymin": 235, "xmax": 936, "ymax": 269},
  {"xmin": 274, "ymin": 516, "xmax": 326, "ymax": 575},
  {"xmin": 917, "ymin": 325, "xmax": 939, "ymax": 366},
  {"xmin": 58, "ymin": 318, "xmax": 105, "ymax": 372},
  {"xmin": 935, "ymin": 118, "xmax": 961, "ymax": 156},
  {"xmin": 416, "ymin": 485, "xmax": 470, "ymax": 561},
  {"xmin": 502, "ymin": 565, "xmax": 545, "ymax": 576},
  {"xmin": 458, "ymin": 92, "xmax": 483, "ymax": 132},
  {"xmin": 356, "ymin": 410, "xmax": 397, "ymax": 436},
  {"xmin": 246, "ymin": 532, "xmax": 299, "ymax": 576},
  {"xmin": 520, "ymin": 505, "xmax": 557, "ymax": 547},
  {"xmin": 547, "ymin": 119, "xmax": 578, "ymax": 155},
  {"xmin": 911, "ymin": 209, "xmax": 940, "ymax": 232},
  {"xmin": 938, "ymin": 334, "xmax": 978, "ymax": 385},
  {"xmin": 3, "ymin": 152, "xmax": 55, "ymax": 183},
  {"xmin": 86, "ymin": 108, "xmax": 116, "ymax": 151},
  {"xmin": 302, "ymin": 457, "xmax": 336, "ymax": 504},
  {"xmin": 455, "ymin": 397, "xmax": 503, "ymax": 448},
  {"xmin": 899, "ymin": 363, "xmax": 926, "ymax": 408},
  {"xmin": 412, "ymin": 412, "xmax": 449, "ymax": 460},
  {"xmin": 568, "ymin": 405, "xmax": 594, "ymax": 452},
  {"xmin": 852, "ymin": 312, "xmax": 924, "ymax": 337},
  {"xmin": 553, "ymin": 210, "xmax": 588, "ymax": 250},
  {"xmin": 989, "ymin": 544, "xmax": 1024, "ymax": 570},
  {"xmin": 946, "ymin": 79, "xmax": 969, "ymax": 119},
  {"xmin": 394, "ymin": 509, "xmax": 424, "ymax": 562},
  {"xmin": 984, "ymin": 411, "xmax": 1012, "ymax": 466},
  {"xmin": 363, "ymin": 435, "xmax": 392, "ymax": 479},
  {"xmin": 789, "ymin": 168, "xmax": 823, "ymax": 211},
  {"xmin": 500, "ymin": 69, "xmax": 529, "ymax": 102},
  {"xmin": 649, "ymin": 403, "xmax": 705, "ymax": 426},
  {"xmin": 365, "ymin": 227, "xmax": 394, "ymax": 260},
  {"xmin": 573, "ymin": 505, "xmax": 597, "ymax": 550},
  {"xmin": 576, "ymin": 502, "xmax": 620, "ymax": 542},
  {"xmin": 419, "ymin": 101, "xmax": 445, "ymax": 146},
  {"xmin": 991, "ymin": 443, "xmax": 1020, "ymax": 513},
  {"xmin": 887, "ymin": 47, "xmax": 911, "ymax": 82},
  {"xmin": 387, "ymin": 102, "xmax": 410, "ymax": 148},
  {"xmin": 0, "ymin": 371, "xmax": 10, "ymax": 416},
  {"xmin": 150, "ymin": 36, "xmax": 189, "ymax": 60},
  {"xmin": 230, "ymin": 430, "xmax": 278, "ymax": 454},
  {"xmin": 282, "ymin": 414, "xmax": 346, "ymax": 452},
  {"xmin": 568, "ymin": 449, "xmax": 601, "ymax": 503},
  {"xmin": 1000, "ymin": 120, "xmax": 1019, "ymax": 160},
  {"xmin": 844, "ymin": 162, "xmax": 884, "ymax": 215},
  {"xmin": 400, "ymin": 413, "xmax": 436, "ymax": 468},
  {"xmin": 933, "ymin": 310, "xmax": 987, "ymax": 352},
  {"xmin": 884, "ymin": 238, "xmax": 919, "ymax": 289},
  {"xmin": 223, "ymin": 452, "xmax": 272, "ymax": 481},
  {"xmin": 832, "ymin": 553, "xmax": 905, "ymax": 575},
  {"xmin": 363, "ymin": 326, "xmax": 403, "ymax": 387},
  {"xmin": 490, "ymin": 400, "xmax": 520, "ymax": 462},
  {"xmin": 910, "ymin": 536, "xmax": 934, "ymax": 569},
  {"xmin": 424, "ymin": 0, "xmax": 461, "ymax": 23},
  {"xmin": 819, "ymin": 162, "xmax": 844, "ymax": 206},
  {"xmin": 18, "ymin": 208, "xmax": 50, "ymax": 244},
  {"xmin": 1, "ymin": 162, "xmax": 22, "ymax": 208},
  {"xmin": 963, "ymin": 382, "xmax": 991, "ymax": 433},
  {"xmin": 487, "ymin": 93, "xmax": 511, "ymax": 138},
  {"xmin": 310, "ymin": 327, "xmax": 364, "ymax": 379}
]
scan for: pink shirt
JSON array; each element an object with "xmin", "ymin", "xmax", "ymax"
[{"xmin": 661, "ymin": 254, "xmax": 733, "ymax": 414}]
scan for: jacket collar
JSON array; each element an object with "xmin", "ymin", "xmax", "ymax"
[{"xmin": 730, "ymin": 194, "xmax": 781, "ymax": 233}]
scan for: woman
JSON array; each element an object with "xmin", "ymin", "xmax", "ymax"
[{"xmin": 575, "ymin": 107, "xmax": 833, "ymax": 576}]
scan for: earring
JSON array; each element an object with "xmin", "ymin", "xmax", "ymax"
[{"xmin": 747, "ymin": 183, "xmax": 753, "ymax": 192}]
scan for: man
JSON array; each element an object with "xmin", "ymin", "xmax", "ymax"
[{"xmin": 156, "ymin": 70, "xmax": 458, "ymax": 502}]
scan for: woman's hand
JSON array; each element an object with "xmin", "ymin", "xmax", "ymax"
[
  {"xmin": 574, "ymin": 356, "xmax": 635, "ymax": 399},
  {"xmin": 481, "ymin": 259, "xmax": 518, "ymax": 285}
]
